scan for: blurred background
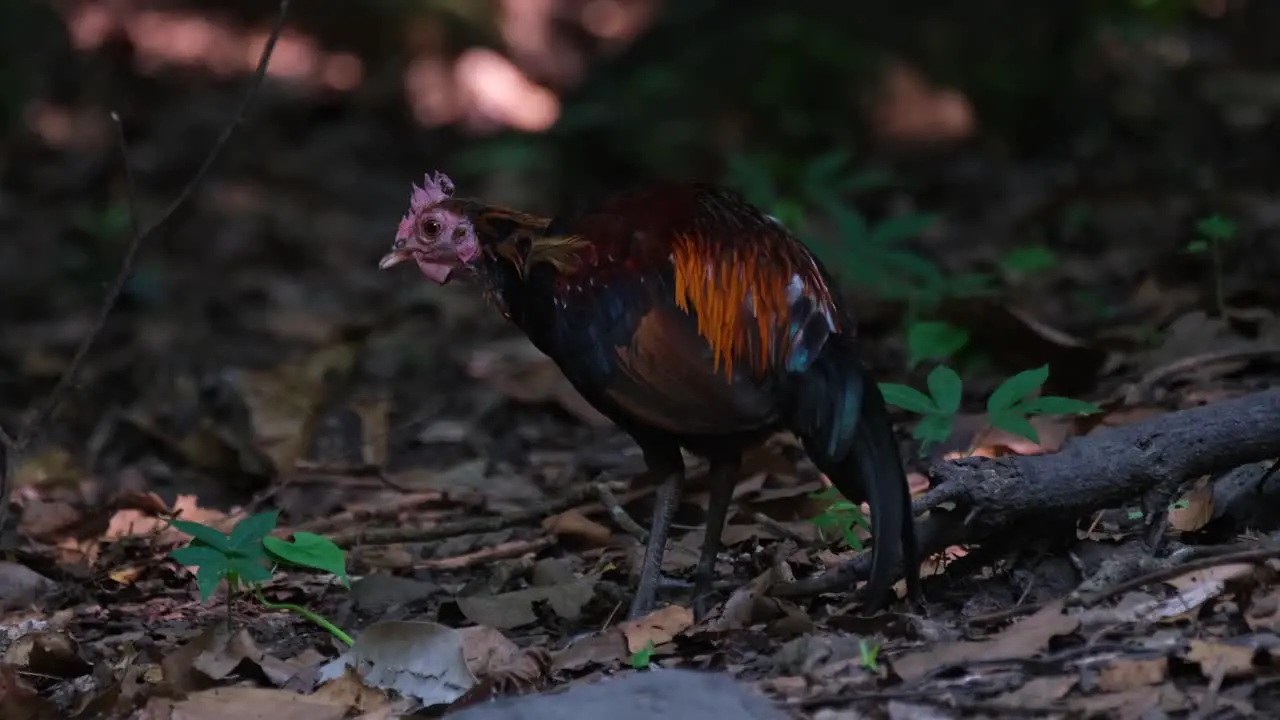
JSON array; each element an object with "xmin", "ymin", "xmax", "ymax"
[{"xmin": 2, "ymin": 0, "xmax": 1279, "ymax": 519}]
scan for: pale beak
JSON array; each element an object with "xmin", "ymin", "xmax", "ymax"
[{"xmin": 378, "ymin": 250, "xmax": 408, "ymax": 270}]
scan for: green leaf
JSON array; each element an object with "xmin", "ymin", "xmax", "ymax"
[
  {"xmin": 913, "ymin": 413, "xmax": 953, "ymax": 447},
  {"xmin": 629, "ymin": 641, "xmax": 655, "ymax": 669},
  {"xmin": 1195, "ymin": 214, "xmax": 1236, "ymax": 241},
  {"xmin": 228, "ymin": 510, "xmax": 280, "ymax": 550},
  {"xmin": 194, "ymin": 564, "xmax": 226, "ymax": 602},
  {"xmin": 170, "ymin": 545, "xmax": 229, "ymax": 568},
  {"xmin": 226, "ymin": 557, "xmax": 273, "ymax": 585},
  {"xmin": 1000, "ymin": 245, "xmax": 1058, "ymax": 274},
  {"xmin": 840, "ymin": 522, "xmax": 864, "ymax": 551},
  {"xmin": 986, "ymin": 365, "xmax": 1050, "ymax": 412},
  {"xmin": 906, "ymin": 321, "xmax": 970, "ymax": 368},
  {"xmin": 925, "ymin": 365, "xmax": 963, "ymax": 414},
  {"xmin": 263, "ymin": 532, "xmax": 349, "ymax": 585},
  {"xmin": 878, "ymin": 383, "xmax": 936, "ymax": 415},
  {"xmin": 1184, "ymin": 239, "xmax": 1208, "ymax": 253},
  {"xmin": 870, "ymin": 213, "xmax": 937, "ymax": 245},
  {"xmin": 1022, "ymin": 396, "xmax": 1101, "ymax": 416},
  {"xmin": 989, "ymin": 410, "xmax": 1039, "ymax": 444},
  {"xmin": 169, "ymin": 520, "xmax": 232, "ymax": 553}
]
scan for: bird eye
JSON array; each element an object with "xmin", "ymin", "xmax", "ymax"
[{"xmin": 423, "ymin": 219, "xmax": 442, "ymax": 238}]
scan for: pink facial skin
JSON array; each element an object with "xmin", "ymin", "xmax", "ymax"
[{"xmin": 378, "ymin": 171, "xmax": 479, "ymax": 284}]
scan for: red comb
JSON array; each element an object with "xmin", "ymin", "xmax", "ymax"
[
  {"xmin": 410, "ymin": 171, "xmax": 455, "ymax": 212},
  {"xmin": 398, "ymin": 171, "xmax": 456, "ymax": 241}
]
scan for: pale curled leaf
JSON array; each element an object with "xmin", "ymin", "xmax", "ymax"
[{"xmin": 320, "ymin": 620, "xmax": 476, "ymax": 707}]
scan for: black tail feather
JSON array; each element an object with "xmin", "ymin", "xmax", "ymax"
[{"xmin": 789, "ymin": 339, "xmax": 919, "ymax": 611}]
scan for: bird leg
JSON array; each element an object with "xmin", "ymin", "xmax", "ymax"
[
  {"xmin": 628, "ymin": 463, "xmax": 685, "ymax": 620},
  {"xmin": 692, "ymin": 454, "xmax": 741, "ymax": 621}
]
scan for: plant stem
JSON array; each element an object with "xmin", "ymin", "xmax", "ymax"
[
  {"xmin": 254, "ymin": 587, "xmax": 354, "ymax": 646},
  {"xmin": 1211, "ymin": 237, "xmax": 1225, "ymax": 316}
]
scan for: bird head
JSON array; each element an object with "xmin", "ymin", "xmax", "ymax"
[{"xmin": 379, "ymin": 171, "xmax": 479, "ymax": 284}]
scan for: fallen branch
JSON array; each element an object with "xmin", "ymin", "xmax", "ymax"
[
  {"xmin": 0, "ymin": 0, "xmax": 292, "ymax": 529},
  {"xmin": 774, "ymin": 387, "xmax": 1280, "ymax": 598},
  {"xmin": 329, "ymin": 482, "xmax": 604, "ymax": 549},
  {"xmin": 419, "ymin": 536, "xmax": 556, "ymax": 570}
]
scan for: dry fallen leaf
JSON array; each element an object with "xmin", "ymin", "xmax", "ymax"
[
  {"xmin": 456, "ymin": 579, "xmax": 596, "ymax": 629},
  {"xmin": 320, "ymin": 620, "xmax": 477, "ymax": 707},
  {"xmin": 542, "ymin": 509, "xmax": 613, "ymax": 545},
  {"xmin": 617, "ymin": 604, "xmax": 694, "ymax": 653},
  {"xmin": 549, "ymin": 629, "xmax": 630, "ymax": 673},
  {"xmin": 457, "ymin": 625, "xmax": 544, "ymax": 690},
  {"xmin": 311, "ymin": 666, "xmax": 395, "ymax": 713},
  {"xmin": 1168, "ymin": 476, "xmax": 1214, "ymax": 533},
  {"xmin": 160, "ymin": 686, "xmax": 349, "ymax": 720},
  {"xmin": 992, "ymin": 675, "xmax": 1077, "ymax": 710},
  {"xmin": 1245, "ymin": 587, "xmax": 1280, "ymax": 632},
  {"xmin": 892, "ymin": 600, "xmax": 1080, "ymax": 682},
  {"xmin": 1185, "ymin": 639, "xmax": 1256, "ymax": 679},
  {"xmin": 230, "ymin": 341, "xmax": 359, "ymax": 474},
  {"xmin": 1096, "ymin": 656, "xmax": 1168, "ymax": 692},
  {"xmin": 0, "ymin": 664, "xmax": 58, "ymax": 720}
]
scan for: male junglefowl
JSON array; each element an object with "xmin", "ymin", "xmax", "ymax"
[{"xmin": 379, "ymin": 171, "xmax": 920, "ymax": 620}]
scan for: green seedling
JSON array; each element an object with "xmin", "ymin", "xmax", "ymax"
[
  {"xmin": 859, "ymin": 638, "xmax": 881, "ymax": 671},
  {"xmin": 1185, "ymin": 214, "xmax": 1237, "ymax": 317},
  {"xmin": 809, "ymin": 485, "xmax": 869, "ymax": 551},
  {"xmin": 629, "ymin": 640, "xmax": 655, "ymax": 669},
  {"xmin": 881, "ymin": 363, "xmax": 1102, "ymax": 454},
  {"xmin": 169, "ymin": 510, "xmax": 353, "ymax": 646}
]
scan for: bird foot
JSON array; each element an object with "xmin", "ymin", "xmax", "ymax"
[
  {"xmin": 692, "ymin": 593, "xmax": 712, "ymax": 623},
  {"xmin": 627, "ymin": 573, "xmax": 694, "ymax": 620}
]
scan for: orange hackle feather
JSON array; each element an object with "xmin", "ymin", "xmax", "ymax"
[{"xmin": 670, "ymin": 231, "xmax": 839, "ymax": 379}]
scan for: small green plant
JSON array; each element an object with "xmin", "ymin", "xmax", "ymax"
[
  {"xmin": 999, "ymin": 245, "xmax": 1059, "ymax": 276},
  {"xmin": 169, "ymin": 510, "xmax": 353, "ymax": 646},
  {"xmin": 809, "ymin": 485, "xmax": 869, "ymax": 550},
  {"xmin": 858, "ymin": 638, "xmax": 880, "ymax": 671},
  {"xmin": 879, "ymin": 365, "xmax": 963, "ymax": 455},
  {"xmin": 1185, "ymin": 214, "xmax": 1236, "ymax": 316},
  {"xmin": 629, "ymin": 640, "xmax": 655, "ymax": 669},
  {"xmin": 880, "ymin": 364, "xmax": 1102, "ymax": 455}
]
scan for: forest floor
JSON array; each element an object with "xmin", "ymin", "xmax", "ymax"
[{"xmin": 4, "ymin": 17, "xmax": 1280, "ymax": 720}]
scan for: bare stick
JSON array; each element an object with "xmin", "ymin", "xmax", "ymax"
[
  {"xmin": 593, "ymin": 480, "xmax": 650, "ymax": 543},
  {"xmin": 0, "ymin": 0, "xmax": 292, "ymax": 528}
]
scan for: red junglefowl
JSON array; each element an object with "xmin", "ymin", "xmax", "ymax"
[{"xmin": 379, "ymin": 171, "xmax": 921, "ymax": 620}]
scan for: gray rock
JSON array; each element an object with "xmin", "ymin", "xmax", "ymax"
[{"xmin": 451, "ymin": 668, "xmax": 788, "ymax": 720}]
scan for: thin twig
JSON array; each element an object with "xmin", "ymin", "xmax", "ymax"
[
  {"xmin": 419, "ymin": 536, "xmax": 555, "ymax": 570},
  {"xmin": 0, "ymin": 0, "xmax": 292, "ymax": 528},
  {"xmin": 593, "ymin": 480, "xmax": 649, "ymax": 542},
  {"xmin": 329, "ymin": 482, "xmax": 602, "ymax": 549},
  {"xmin": 1073, "ymin": 544, "xmax": 1280, "ymax": 607}
]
